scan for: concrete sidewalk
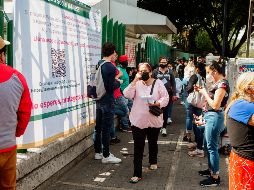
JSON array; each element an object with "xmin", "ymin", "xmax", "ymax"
[{"xmin": 43, "ymin": 103, "xmax": 229, "ymax": 190}]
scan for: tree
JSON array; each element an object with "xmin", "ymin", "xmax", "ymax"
[
  {"xmin": 195, "ymin": 29, "xmax": 215, "ymax": 53},
  {"xmin": 138, "ymin": 0, "xmax": 252, "ymax": 57}
]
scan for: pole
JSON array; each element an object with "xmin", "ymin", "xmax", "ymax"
[
  {"xmin": 246, "ymin": 0, "xmax": 253, "ymax": 58},
  {"xmin": 222, "ymin": 0, "xmax": 228, "ymax": 57},
  {"xmin": 7, "ymin": 20, "xmax": 13, "ymax": 67},
  {"xmin": 0, "ymin": 0, "xmax": 4, "ymax": 37}
]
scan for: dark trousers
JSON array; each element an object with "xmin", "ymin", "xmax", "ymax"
[
  {"xmin": 162, "ymin": 99, "xmax": 172, "ymax": 129},
  {"xmin": 94, "ymin": 100, "xmax": 114, "ymax": 158},
  {"xmin": 131, "ymin": 126, "xmax": 160, "ymax": 178}
]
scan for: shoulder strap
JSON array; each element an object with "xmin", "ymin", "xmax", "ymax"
[
  {"xmin": 150, "ymin": 79, "xmax": 157, "ymax": 95},
  {"xmin": 97, "ymin": 60, "xmax": 107, "ymax": 70}
]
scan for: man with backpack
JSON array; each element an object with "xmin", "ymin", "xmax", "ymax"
[
  {"xmin": 153, "ymin": 57, "xmax": 177, "ymax": 137},
  {"xmin": 93, "ymin": 42, "xmax": 122, "ymax": 164}
]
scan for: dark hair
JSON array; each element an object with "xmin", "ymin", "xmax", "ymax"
[
  {"xmin": 0, "ymin": 46, "xmax": 7, "ymax": 55},
  {"xmin": 102, "ymin": 42, "xmax": 116, "ymax": 57},
  {"xmin": 159, "ymin": 56, "xmax": 168, "ymax": 62},
  {"xmin": 207, "ymin": 60, "xmax": 225, "ymax": 76}
]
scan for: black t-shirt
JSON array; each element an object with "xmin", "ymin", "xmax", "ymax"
[
  {"xmin": 207, "ymin": 79, "xmax": 230, "ymax": 110},
  {"xmin": 226, "ymin": 100, "xmax": 254, "ymax": 160}
]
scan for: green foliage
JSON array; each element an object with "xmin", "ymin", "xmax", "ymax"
[
  {"xmin": 195, "ymin": 29, "xmax": 215, "ymax": 53},
  {"xmin": 138, "ymin": 0, "xmax": 252, "ymax": 57}
]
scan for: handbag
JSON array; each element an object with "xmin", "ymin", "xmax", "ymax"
[
  {"xmin": 148, "ymin": 79, "xmax": 163, "ymax": 116},
  {"xmin": 186, "ymin": 74, "xmax": 206, "ymax": 109}
]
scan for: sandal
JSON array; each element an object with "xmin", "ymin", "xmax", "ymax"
[{"xmin": 129, "ymin": 176, "xmax": 142, "ymax": 183}]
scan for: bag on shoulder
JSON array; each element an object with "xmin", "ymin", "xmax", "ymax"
[
  {"xmin": 148, "ymin": 79, "xmax": 163, "ymax": 117},
  {"xmin": 186, "ymin": 74, "xmax": 206, "ymax": 109},
  {"xmin": 87, "ymin": 61, "xmax": 107, "ymax": 100}
]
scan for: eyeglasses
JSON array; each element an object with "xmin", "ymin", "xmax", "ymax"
[{"xmin": 160, "ymin": 62, "xmax": 167, "ymax": 64}]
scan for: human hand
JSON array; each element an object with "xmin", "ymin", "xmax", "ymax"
[
  {"xmin": 115, "ymin": 78, "xmax": 123, "ymax": 84},
  {"xmin": 194, "ymin": 85, "xmax": 207, "ymax": 95},
  {"xmin": 148, "ymin": 101, "xmax": 160, "ymax": 107},
  {"xmin": 133, "ymin": 72, "xmax": 142, "ymax": 82},
  {"xmin": 172, "ymin": 96, "xmax": 178, "ymax": 101},
  {"xmin": 193, "ymin": 114, "xmax": 205, "ymax": 126}
]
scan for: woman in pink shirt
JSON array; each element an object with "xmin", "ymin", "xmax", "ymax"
[{"xmin": 124, "ymin": 63, "xmax": 169, "ymax": 183}]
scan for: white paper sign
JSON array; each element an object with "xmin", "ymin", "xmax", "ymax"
[{"xmin": 13, "ymin": 0, "xmax": 101, "ymax": 148}]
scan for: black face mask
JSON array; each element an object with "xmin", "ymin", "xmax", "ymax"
[
  {"xmin": 141, "ymin": 72, "xmax": 150, "ymax": 81},
  {"xmin": 159, "ymin": 64, "xmax": 167, "ymax": 69}
]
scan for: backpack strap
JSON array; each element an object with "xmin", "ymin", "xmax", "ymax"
[{"xmin": 150, "ymin": 79, "xmax": 157, "ymax": 95}]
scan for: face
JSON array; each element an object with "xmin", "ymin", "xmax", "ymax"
[
  {"xmin": 139, "ymin": 64, "xmax": 151, "ymax": 74},
  {"xmin": 111, "ymin": 51, "xmax": 118, "ymax": 62},
  {"xmin": 0, "ymin": 52, "xmax": 6, "ymax": 64},
  {"xmin": 206, "ymin": 67, "xmax": 215, "ymax": 77},
  {"xmin": 159, "ymin": 58, "xmax": 168, "ymax": 69}
]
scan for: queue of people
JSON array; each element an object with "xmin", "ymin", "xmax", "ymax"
[
  {"xmin": 93, "ymin": 43, "xmax": 253, "ymax": 188},
  {"xmin": 1, "ymin": 38, "xmax": 253, "ymax": 189}
]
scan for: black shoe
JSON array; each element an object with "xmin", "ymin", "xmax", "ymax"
[
  {"xmin": 110, "ymin": 137, "xmax": 121, "ymax": 145},
  {"xmin": 198, "ymin": 169, "xmax": 211, "ymax": 177},
  {"xmin": 200, "ymin": 176, "xmax": 220, "ymax": 187},
  {"xmin": 183, "ymin": 135, "xmax": 191, "ymax": 142}
]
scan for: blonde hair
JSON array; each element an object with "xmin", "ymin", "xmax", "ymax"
[{"xmin": 225, "ymin": 72, "xmax": 254, "ymax": 124}]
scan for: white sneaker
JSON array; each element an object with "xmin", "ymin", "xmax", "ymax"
[
  {"xmin": 94, "ymin": 153, "xmax": 103, "ymax": 160},
  {"xmin": 161, "ymin": 128, "xmax": 167, "ymax": 136},
  {"xmin": 102, "ymin": 153, "xmax": 122, "ymax": 164},
  {"xmin": 167, "ymin": 118, "xmax": 172, "ymax": 124}
]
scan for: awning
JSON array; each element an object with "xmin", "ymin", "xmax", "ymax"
[{"xmin": 110, "ymin": 1, "xmax": 177, "ymax": 34}]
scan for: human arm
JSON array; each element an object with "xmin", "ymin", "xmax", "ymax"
[
  {"xmin": 16, "ymin": 73, "xmax": 32, "ymax": 137},
  {"xmin": 150, "ymin": 80, "xmax": 169, "ymax": 108},
  {"xmin": 116, "ymin": 70, "xmax": 123, "ymax": 79},
  {"xmin": 123, "ymin": 73, "xmax": 141, "ymax": 99},
  {"xmin": 102, "ymin": 62, "xmax": 120, "ymax": 93},
  {"xmin": 196, "ymin": 87, "xmax": 226, "ymax": 111},
  {"xmin": 186, "ymin": 74, "xmax": 198, "ymax": 94},
  {"xmin": 248, "ymin": 114, "xmax": 254, "ymax": 126}
]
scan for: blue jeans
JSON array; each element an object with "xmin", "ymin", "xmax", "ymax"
[
  {"xmin": 193, "ymin": 125, "xmax": 205, "ymax": 150},
  {"xmin": 204, "ymin": 111, "xmax": 225, "ymax": 175},
  {"xmin": 114, "ymin": 96, "xmax": 129, "ymax": 130},
  {"xmin": 94, "ymin": 100, "xmax": 114, "ymax": 158},
  {"xmin": 185, "ymin": 102, "xmax": 202, "ymax": 133},
  {"xmin": 168, "ymin": 100, "xmax": 173, "ymax": 119}
]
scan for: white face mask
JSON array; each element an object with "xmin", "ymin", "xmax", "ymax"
[{"xmin": 206, "ymin": 74, "xmax": 215, "ymax": 83}]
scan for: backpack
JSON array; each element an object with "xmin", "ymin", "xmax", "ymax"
[{"xmin": 87, "ymin": 61, "xmax": 107, "ymax": 100}]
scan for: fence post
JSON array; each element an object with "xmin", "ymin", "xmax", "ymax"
[
  {"xmin": 102, "ymin": 16, "xmax": 107, "ymax": 47},
  {"xmin": 7, "ymin": 20, "xmax": 13, "ymax": 67},
  {"xmin": 0, "ymin": 0, "xmax": 4, "ymax": 37}
]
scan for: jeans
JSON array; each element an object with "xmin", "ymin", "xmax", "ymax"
[
  {"xmin": 204, "ymin": 111, "xmax": 225, "ymax": 175},
  {"xmin": 193, "ymin": 125, "xmax": 205, "ymax": 150},
  {"xmin": 114, "ymin": 96, "xmax": 129, "ymax": 130},
  {"xmin": 185, "ymin": 102, "xmax": 202, "ymax": 133},
  {"xmin": 168, "ymin": 100, "xmax": 173, "ymax": 119},
  {"xmin": 94, "ymin": 100, "xmax": 114, "ymax": 158},
  {"xmin": 131, "ymin": 126, "xmax": 160, "ymax": 178},
  {"xmin": 181, "ymin": 84, "xmax": 187, "ymax": 104},
  {"xmin": 0, "ymin": 149, "xmax": 16, "ymax": 190},
  {"xmin": 163, "ymin": 100, "xmax": 173, "ymax": 129}
]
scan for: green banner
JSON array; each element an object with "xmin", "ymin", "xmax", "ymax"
[
  {"xmin": 30, "ymin": 101, "xmax": 95, "ymax": 122},
  {"xmin": 44, "ymin": 0, "xmax": 91, "ymax": 18}
]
